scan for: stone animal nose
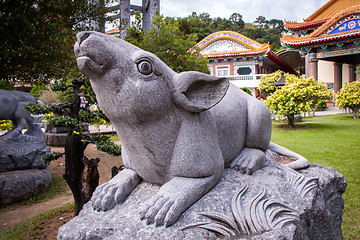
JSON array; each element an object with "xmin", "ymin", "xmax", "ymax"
[{"xmin": 77, "ymin": 32, "xmax": 91, "ymax": 45}]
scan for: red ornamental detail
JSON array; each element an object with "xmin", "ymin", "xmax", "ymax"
[{"xmin": 348, "ymin": 21, "xmax": 356, "ymax": 29}]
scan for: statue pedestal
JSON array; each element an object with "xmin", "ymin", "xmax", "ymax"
[
  {"xmin": 0, "ymin": 126, "xmax": 52, "ymax": 204},
  {"xmin": 0, "ymin": 168, "xmax": 51, "ymax": 205},
  {"xmin": 58, "ymin": 154, "xmax": 346, "ymax": 240},
  {"xmin": 0, "ymin": 126, "xmax": 50, "ymax": 172}
]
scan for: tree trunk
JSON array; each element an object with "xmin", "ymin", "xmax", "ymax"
[
  {"xmin": 81, "ymin": 156, "xmax": 100, "ymax": 203},
  {"xmin": 352, "ymin": 107, "xmax": 359, "ymax": 119},
  {"xmin": 62, "ymin": 77, "xmax": 101, "ymax": 216},
  {"xmin": 63, "ymin": 128, "xmax": 86, "ymax": 216},
  {"xmin": 287, "ymin": 115, "xmax": 295, "ymax": 128}
]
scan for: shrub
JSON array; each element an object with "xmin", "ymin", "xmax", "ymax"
[
  {"xmin": 0, "ymin": 120, "xmax": 13, "ymax": 131},
  {"xmin": 336, "ymin": 81, "xmax": 360, "ymax": 119},
  {"xmin": 264, "ymin": 76, "xmax": 333, "ymax": 127}
]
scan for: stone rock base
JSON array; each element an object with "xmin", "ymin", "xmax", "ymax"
[
  {"xmin": 0, "ymin": 168, "xmax": 51, "ymax": 205},
  {"xmin": 0, "ymin": 125, "xmax": 50, "ymax": 172},
  {"xmin": 58, "ymin": 158, "xmax": 346, "ymax": 240}
]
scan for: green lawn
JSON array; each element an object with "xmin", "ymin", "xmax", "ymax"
[{"xmin": 271, "ymin": 113, "xmax": 360, "ymax": 239}]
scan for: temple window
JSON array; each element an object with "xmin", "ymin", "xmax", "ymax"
[{"xmin": 216, "ymin": 66, "xmax": 230, "ymax": 77}]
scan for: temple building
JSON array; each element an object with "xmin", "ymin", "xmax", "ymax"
[
  {"xmin": 195, "ymin": 31, "xmax": 297, "ymax": 96},
  {"xmin": 281, "ymin": 0, "xmax": 360, "ymax": 94}
]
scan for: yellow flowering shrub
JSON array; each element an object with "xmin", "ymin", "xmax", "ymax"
[
  {"xmin": 264, "ymin": 76, "xmax": 333, "ymax": 127},
  {"xmin": 336, "ymin": 81, "xmax": 360, "ymax": 119},
  {"xmin": 0, "ymin": 120, "xmax": 12, "ymax": 131}
]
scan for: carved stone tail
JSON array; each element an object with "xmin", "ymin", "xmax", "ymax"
[{"xmin": 268, "ymin": 142, "xmax": 309, "ymax": 170}]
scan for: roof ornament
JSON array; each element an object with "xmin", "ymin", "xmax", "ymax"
[{"xmin": 272, "ymin": 71, "xmax": 286, "ymax": 86}]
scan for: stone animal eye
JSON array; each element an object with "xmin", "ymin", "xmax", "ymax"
[{"xmin": 137, "ymin": 60, "xmax": 153, "ymax": 75}]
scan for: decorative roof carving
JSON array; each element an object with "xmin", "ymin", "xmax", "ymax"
[
  {"xmin": 195, "ymin": 31, "xmax": 269, "ymax": 58},
  {"xmin": 281, "ymin": 5, "xmax": 360, "ymax": 47}
]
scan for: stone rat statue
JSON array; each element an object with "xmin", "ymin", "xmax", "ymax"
[{"xmin": 74, "ymin": 31, "xmax": 309, "ymax": 227}]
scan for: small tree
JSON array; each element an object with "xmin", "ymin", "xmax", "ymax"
[
  {"xmin": 264, "ymin": 76, "xmax": 333, "ymax": 127},
  {"xmin": 26, "ymin": 77, "xmax": 121, "ymax": 215},
  {"xmin": 336, "ymin": 81, "xmax": 360, "ymax": 119}
]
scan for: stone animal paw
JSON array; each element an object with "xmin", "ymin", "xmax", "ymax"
[
  {"xmin": 91, "ymin": 168, "xmax": 141, "ymax": 211},
  {"xmin": 230, "ymin": 148, "xmax": 266, "ymax": 175},
  {"xmin": 91, "ymin": 182, "xmax": 126, "ymax": 211},
  {"xmin": 139, "ymin": 194, "xmax": 183, "ymax": 227}
]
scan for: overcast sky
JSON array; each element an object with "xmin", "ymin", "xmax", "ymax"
[{"xmin": 130, "ymin": 0, "xmax": 330, "ymax": 23}]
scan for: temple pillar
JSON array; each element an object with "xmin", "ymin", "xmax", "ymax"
[
  {"xmin": 305, "ymin": 53, "xmax": 310, "ymax": 78},
  {"xmin": 254, "ymin": 63, "xmax": 260, "ymax": 74},
  {"xmin": 308, "ymin": 52, "xmax": 318, "ymax": 80},
  {"xmin": 143, "ymin": 0, "xmax": 160, "ymax": 32},
  {"xmin": 349, "ymin": 64, "xmax": 356, "ymax": 83},
  {"xmin": 260, "ymin": 66, "xmax": 264, "ymax": 74},
  {"xmin": 334, "ymin": 62, "xmax": 343, "ymax": 93},
  {"xmin": 119, "ymin": 0, "xmax": 131, "ymax": 39}
]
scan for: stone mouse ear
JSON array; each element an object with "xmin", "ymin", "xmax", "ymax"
[{"xmin": 172, "ymin": 71, "xmax": 229, "ymax": 113}]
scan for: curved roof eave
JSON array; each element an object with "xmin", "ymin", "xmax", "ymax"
[
  {"xmin": 195, "ymin": 31, "xmax": 266, "ymax": 51},
  {"xmin": 267, "ymin": 50, "xmax": 299, "ymax": 75}
]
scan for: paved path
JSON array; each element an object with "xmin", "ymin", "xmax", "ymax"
[
  {"xmin": 0, "ymin": 192, "xmax": 73, "ymax": 232},
  {"xmin": 314, "ymin": 106, "xmax": 348, "ymax": 116}
]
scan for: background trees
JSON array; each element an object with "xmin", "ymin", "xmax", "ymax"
[
  {"xmin": 175, "ymin": 13, "xmax": 284, "ymax": 52},
  {"xmin": 126, "ymin": 12, "xmax": 209, "ymax": 73},
  {"xmin": 0, "ymin": 0, "xmax": 108, "ymax": 84},
  {"xmin": 124, "ymin": 11, "xmax": 287, "ymax": 74},
  {"xmin": 1, "ymin": 2, "xmax": 288, "ymax": 86},
  {"xmin": 336, "ymin": 81, "xmax": 360, "ymax": 119}
]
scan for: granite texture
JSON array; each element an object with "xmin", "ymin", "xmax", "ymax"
[
  {"xmin": 0, "ymin": 167, "xmax": 51, "ymax": 205},
  {"xmin": 58, "ymin": 158, "xmax": 347, "ymax": 240},
  {"xmin": 0, "ymin": 123, "xmax": 51, "ymax": 204},
  {"xmin": 73, "ymin": 31, "xmax": 312, "ymax": 227},
  {"xmin": 0, "ymin": 125, "xmax": 50, "ymax": 173}
]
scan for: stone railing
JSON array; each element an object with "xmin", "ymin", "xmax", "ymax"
[
  {"xmin": 227, "ymin": 74, "xmax": 265, "ymax": 81},
  {"xmin": 226, "ymin": 74, "xmax": 265, "ymax": 88}
]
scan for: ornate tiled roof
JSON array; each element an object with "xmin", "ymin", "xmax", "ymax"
[
  {"xmin": 281, "ymin": 5, "xmax": 360, "ymax": 47},
  {"xmin": 284, "ymin": 0, "xmax": 360, "ymax": 31},
  {"xmin": 195, "ymin": 31, "xmax": 270, "ymax": 58},
  {"xmin": 305, "ymin": 0, "xmax": 360, "ymax": 22},
  {"xmin": 106, "ymin": 28, "xmax": 120, "ymax": 34},
  {"xmin": 284, "ymin": 19, "xmax": 328, "ymax": 31}
]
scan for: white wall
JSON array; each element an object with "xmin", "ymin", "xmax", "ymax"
[
  {"xmin": 318, "ymin": 60, "xmax": 352, "ymax": 87},
  {"xmin": 318, "ymin": 60, "xmax": 334, "ymax": 84}
]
